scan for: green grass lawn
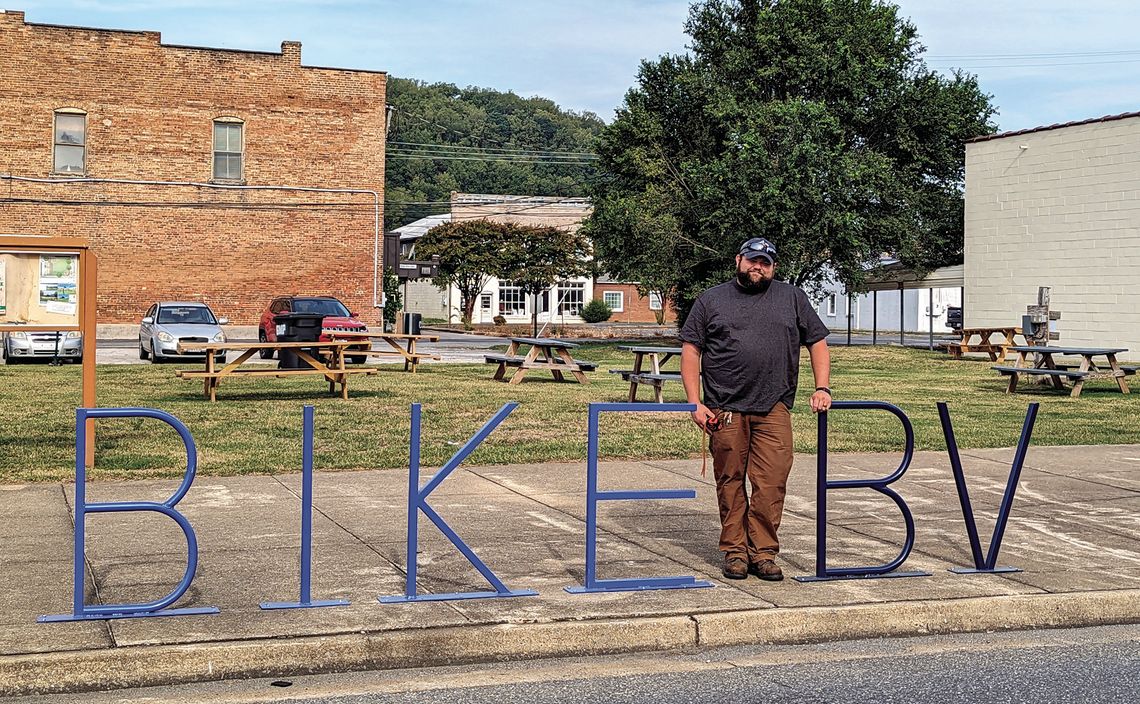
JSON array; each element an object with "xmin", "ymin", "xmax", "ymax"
[{"xmin": 1, "ymin": 344, "xmax": 1137, "ymax": 482}]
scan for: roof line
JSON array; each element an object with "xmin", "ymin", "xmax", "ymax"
[
  {"xmin": 17, "ymin": 18, "xmax": 385, "ymax": 75},
  {"xmin": 967, "ymin": 110, "xmax": 1140, "ymax": 143}
]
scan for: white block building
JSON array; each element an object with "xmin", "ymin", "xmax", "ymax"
[{"xmin": 964, "ymin": 111, "xmax": 1140, "ymax": 357}]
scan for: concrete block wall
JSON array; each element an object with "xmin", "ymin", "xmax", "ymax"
[
  {"xmin": 964, "ymin": 115, "xmax": 1140, "ymax": 357},
  {"xmin": 0, "ymin": 11, "xmax": 387, "ymax": 323}
]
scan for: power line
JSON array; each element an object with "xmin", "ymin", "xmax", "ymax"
[
  {"xmin": 387, "ymin": 152, "xmax": 596, "ymax": 165},
  {"xmin": 927, "ymin": 49, "xmax": 1140, "ymax": 60},
  {"xmin": 388, "ymin": 141, "xmax": 596, "ymax": 158},
  {"xmin": 388, "ymin": 149, "xmax": 595, "ymax": 161},
  {"xmin": 388, "ymin": 106, "xmax": 599, "ymax": 154},
  {"xmin": 929, "ymin": 58, "xmax": 1140, "ymax": 69},
  {"xmin": 1, "ymin": 197, "xmax": 372, "ymax": 210}
]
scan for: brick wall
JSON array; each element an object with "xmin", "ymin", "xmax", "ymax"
[
  {"xmin": 593, "ymin": 283, "xmax": 677, "ymax": 324},
  {"xmin": 0, "ymin": 11, "xmax": 386, "ymax": 324},
  {"xmin": 964, "ymin": 116, "xmax": 1140, "ymax": 355}
]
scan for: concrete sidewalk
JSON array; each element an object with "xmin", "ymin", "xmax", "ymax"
[{"xmin": 2, "ymin": 445, "xmax": 1139, "ymax": 695}]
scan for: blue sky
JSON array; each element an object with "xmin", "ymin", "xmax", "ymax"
[{"xmin": 12, "ymin": 1, "xmax": 1140, "ymax": 132}]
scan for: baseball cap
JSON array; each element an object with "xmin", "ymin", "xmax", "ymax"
[{"xmin": 738, "ymin": 237, "xmax": 777, "ymax": 263}]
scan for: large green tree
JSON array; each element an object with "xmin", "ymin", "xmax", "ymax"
[
  {"xmin": 500, "ymin": 225, "xmax": 593, "ymax": 336},
  {"xmin": 385, "ymin": 79, "xmax": 606, "ymax": 230},
  {"xmin": 585, "ymin": 0, "xmax": 997, "ymax": 324},
  {"xmin": 415, "ymin": 220, "xmax": 514, "ymax": 326}
]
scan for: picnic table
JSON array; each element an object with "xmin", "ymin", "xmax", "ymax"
[
  {"xmin": 948, "ymin": 326, "xmax": 1030, "ymax": 362},
  {"xmin": 175, "ymin": 340, "xmax": 378, "ymax": 401},
  {"xmin": 993, "ymin": 345, "xmax": 1133, "ymax": 398},
  {"xmin": 612, "ymin": 345, "xmax": 683, "ymax": 402},
  {"xmin": 326, "ymin": 331, "xmax": 441, "ymax": 372},
  {"xmin": 484, "ymin": 337, "xmax": 597, "ymax": 385}
]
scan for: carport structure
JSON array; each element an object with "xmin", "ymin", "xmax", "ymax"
[{"xmin": 851, "ymin": 262, "xmax": 964, "ymax": 350}]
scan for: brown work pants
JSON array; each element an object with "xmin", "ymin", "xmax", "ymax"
[{"xmin": 708, "ymin": 404, "xmax": 794, "ymax": 564}]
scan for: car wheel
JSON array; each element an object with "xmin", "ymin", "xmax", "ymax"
[
  {"xmin": 258, "ymin": 330, "xmax": 274, "ymax": 359},
  {"xmin": 348, "ymin": 355, "xmax": 367, "ymax": 365},
  {"xmin": 139, "ymin": 338, "xmax": 150, "ymax": 360},
  {"xmin": 150, "ymin": 339, "xmax": 162, "ymax": 364}
]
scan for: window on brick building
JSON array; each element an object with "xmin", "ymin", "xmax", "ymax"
[
  {"xmin": 53, "ymin": 110, "xmax": 86, "ymax": 174},
  {"xmin": 213, "ymin": 119, "xmax": 244, "ymax": 180},
  {"xmin": 602, "ymin": 291, "xmax": 623, "ymax": 312},
  {"xmin": 648, "ymin": 292, "xmax": 663, "ymax": 311}
]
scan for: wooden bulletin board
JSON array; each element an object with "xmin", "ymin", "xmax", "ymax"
[
  {"xmin": 0, "ymin": 250, "xmax": 82, "ymax": 328},
  {"xmin": 0, "ymin": 236, "xmax": 96, "ymax": 466}
]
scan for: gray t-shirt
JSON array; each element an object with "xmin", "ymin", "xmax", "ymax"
[{"xmin": 679, "ymin": 279, "xmax": 830, "ymax": 413}]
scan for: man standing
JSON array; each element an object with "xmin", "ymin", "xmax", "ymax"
[{"xmin": 679, "ymin": 237, "xmax": 832, "ymax": 581}]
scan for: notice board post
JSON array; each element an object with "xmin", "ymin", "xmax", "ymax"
[{"xmin": 0, "ymin": 236, "xmax": 97, "ymax": 466}]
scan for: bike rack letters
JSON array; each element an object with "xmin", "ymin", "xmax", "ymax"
[{"xmin": 38, "ymin": 400, "xmax": 1038, "ymax": 621}]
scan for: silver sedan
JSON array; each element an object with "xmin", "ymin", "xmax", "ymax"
[{"xmin": 139, "ymin": 302, "xmax": 228, "ymax": 363}]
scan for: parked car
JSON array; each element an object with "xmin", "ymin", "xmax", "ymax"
[
  {"xmin": 258, "ymin": 296, "xmax": 370, "ymax": 363},
  {"xmin": 139, "ymin": 302, "xmax": 228, "ymax": 364},
  {"xmin": 2, "ymin": 329, "xmax": 82, "ymax": 364}
]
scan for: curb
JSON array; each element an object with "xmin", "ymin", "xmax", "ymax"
[{"xmin": 3, "ymin": 589, "xmax": 1139, "ymax": 696}]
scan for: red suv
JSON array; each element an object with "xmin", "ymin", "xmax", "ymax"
[{"xmin": 258, "ymin": 296, "xmax": 370, "ymax": 364}]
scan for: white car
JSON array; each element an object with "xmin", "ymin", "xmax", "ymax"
[
  {"xmin": 2, "ymin": 329, "xmax": 82, "ymax": 364},
  {"xmin": 139, "ymin": 302, "xmax": 228, "ymax": 363}
]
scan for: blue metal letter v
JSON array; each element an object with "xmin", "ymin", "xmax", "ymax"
[{"xmin": 938, "ymin": 402, "xmax": 1039, "ymax": 574}]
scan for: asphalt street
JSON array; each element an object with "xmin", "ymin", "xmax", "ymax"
[{"xmin": 24, "ymin": 624, "xmax": 1139, "ymax": 704}]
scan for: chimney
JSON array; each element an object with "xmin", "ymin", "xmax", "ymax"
[{"xmin": 281, "ymin": 40, "xmax": 301, "ymax": 66}]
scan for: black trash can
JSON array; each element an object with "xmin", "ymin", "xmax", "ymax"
[
  {"xmin": 402, "ymin": 311, "xmax": 422, "ymax": 336},
  {"xmin": 274, "ymin": 312, "xmax": 326, "ymax": 369}
]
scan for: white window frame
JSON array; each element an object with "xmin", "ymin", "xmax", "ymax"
[
  {"xmin": 826, "ymin": 293, "xmax": 837, "ymax": 317},
  {"xmin": 480, "ymin": 293, "xmax": 493, "ymax": 311},
  {"xmin": 212, "ymin": 117, "xmax": 244, "ymax": 181},
  {"xmin": 53, "ymin": 108, "xmax": 87, "ymax": 175},
  {"xmin": 557, "ymin": 281, "xmax": 585, "ymax": 315},
  {"xmin": 602, "ymin": 291, "xmax": 624, "ymax": 312},
  {"xmin": 498, "ymin": 281, "xmax": 526, "ymax": 316},
  {"xmin": 648, "ymin": 292, "xmax": 663, "ymax": 311}
]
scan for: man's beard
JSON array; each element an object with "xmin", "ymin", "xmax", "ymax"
[{"xmin": 736, "ymin": 271, "xmax": 771, "ymax": 292}]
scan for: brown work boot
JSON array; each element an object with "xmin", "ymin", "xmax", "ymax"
[
  {"xmin": 749, "ymin": 559, "xmax": 784, "ymax": 581},
  {"xmin": 722, "ymin": 555, "xmax": 748, "ymax": 580}
]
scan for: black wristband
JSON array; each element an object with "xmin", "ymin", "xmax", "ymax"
[{"xmin": 815, "ymin": 386, "xmax": 831, "ymax": 395}]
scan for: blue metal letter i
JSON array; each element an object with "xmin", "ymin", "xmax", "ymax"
[
  {"xmin": 380, "ymin": 403, "xmax": 538, "ymax": 603},
  {"xmin": 262, "ymin": 405, "xmax": 350, "ymax": 610},
  {"xmin": 939, "ymin": 402, "xmax": 1039, "ymax": 574},
  {"xmin": 565, "ymin": 402, "xmax": 713, "ymax": 594},
  {"xmin": 795, "ymin": 401, "xmax": 930, "ymax": 583},
  {"xmin": 40, "ymin": 408, "xmax": 219, "ymax": 622}
]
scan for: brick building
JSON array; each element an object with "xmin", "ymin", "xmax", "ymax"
[
  {"xmin": 398, "ymin": 193, "xmax": 677, "ymax": 325},
  {"xmin": 0, "ymin": 10, "xmax": 386, "ymax": 324}
]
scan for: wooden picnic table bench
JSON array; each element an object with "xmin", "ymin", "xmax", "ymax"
[
  {"xmin": 613, "ymin": 345, "xmax": 684, "ymax": 402},
  {"xmin": 485, "ymin": 337, "xmax": 594, "ymax": 384},
  {"xmin": 948, "ymin": 326, "xmax": 1029, "ymax": 362},
  {"xmin": 994, "ymin": 345, "xmax": 1131, "ymax": 398},
  {"xmin": 175, "ymin": 340, "xmax": 378, "ymax": 401},
  {"xmin": 326, "ymin": 331, "xmax": 440, "ymax": 372}
]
